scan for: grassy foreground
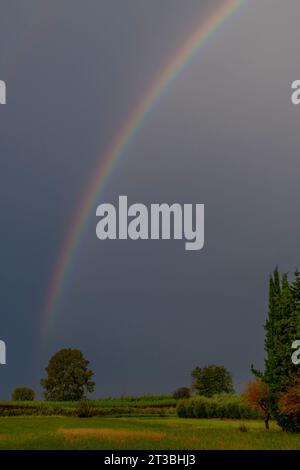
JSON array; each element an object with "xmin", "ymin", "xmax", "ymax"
[{"xmin": 1, "ymin": 417, "xmax": 300, "ymax": 450}]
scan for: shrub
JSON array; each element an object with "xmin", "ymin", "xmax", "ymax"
[
  {"xmin": 75, "ymin": 399, "xmax": 96, "ymax": 418},
  {"xmin": 173, "ymin": 387, "xmax": 191, "ymax": 399},
  {"xmin": 177, "ymin": 395, "xmax": 262, "ymax": 420},
  {"xmin": 12, "ymin": 387, "xmax": 35, "ymax": 401},
  {"xmin": 177, "ymin": 400, "xmax": 188, "ymax": 418},
  {"xmin": 278, "ymin": 374, "xmax": 300, "ymax": 427},
  {"xmin": 239, "ymin": 424, "xmax": 248, "ymax": 432}
]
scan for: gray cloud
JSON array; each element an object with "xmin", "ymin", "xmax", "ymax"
[{"xmin": 0, "ymin": 0, "xmax": 300, "ymax": 398}]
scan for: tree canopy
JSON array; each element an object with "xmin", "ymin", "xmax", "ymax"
[
  {"xmin": 12, "ymin": 387, "xmax": 35, "ymax": 401},
  {"xmin": 41, "ymin": 349, "xmax": 95, "ymax": 401},
  {"xmin": 243, "ymin": 379, "xmax": 271, "ymax": 429},
  {"xmin": 191, "ymin": 365, "xmax": 234, "ymax": 397}
]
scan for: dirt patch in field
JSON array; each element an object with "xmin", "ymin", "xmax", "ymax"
[{"xmin": 58, "ymin": 427, "xmax": 164, "ymax": 442}]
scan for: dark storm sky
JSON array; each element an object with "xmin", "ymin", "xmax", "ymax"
[{"xmin": 1, "ymin": 0, "xmax": 300, "ymax": 399}]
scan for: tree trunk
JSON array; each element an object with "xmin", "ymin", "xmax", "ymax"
[{"xmin": 265, "ymin": 413, "xmax": 270, "ymax": 430}]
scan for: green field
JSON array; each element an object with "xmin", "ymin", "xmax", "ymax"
[
  {"xmin": 0, "ymin": 396, "xmax": 177, "ymax": 418},
  {"xmin": 1, "ymin": 416, "xmax": 300, "ymax": 450}
]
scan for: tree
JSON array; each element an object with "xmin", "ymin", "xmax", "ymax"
[
  {"xmin": 41, "ymin": 349, "xmax": 95, "ymax": 401},
  {"xmin": 243, "ymin": 379, "xmax": 271, "ymax": 430},
  {"xmin": 191, "ymin": 365, "xmax": 234, "ymax": 397},
  {"xmin": 12, "ymin": 387, "xmax": 35, "ymax": 401},
  {"xmin": 290, "ymin": 270, "xmax": 300, "ymax": 338},
  {"xmin": 278, "ymin": 374, "xmax": 300, "ymax": 423},
  {"xmin": 173, "ymin": 387, "xmax": 191, "ymax": 399},
  {"xmin": 253, "ymin": 268, "xmax": 300, "ymax": 432}
]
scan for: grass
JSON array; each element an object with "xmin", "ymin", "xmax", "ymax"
[{"xmin": 0, "ymin": 416, "xmax": 300, "ymax": 449}]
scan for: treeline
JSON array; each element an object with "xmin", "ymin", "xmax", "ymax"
[{"xmin": 7, "ymin": 267, "xmax": 300, "ymax": 432}]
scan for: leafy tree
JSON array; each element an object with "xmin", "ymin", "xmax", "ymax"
[
  {"xmin": 243, "ymin": 379, "xmax": 271, "ymax": 430},
  {"xmin": 12, "ymin": 387, "xmax": 35, "ymax": 401},
  {"xmin": 278, "ymin": 374, "xmax": 300, "ymax": 423},
  {"xmin": 173, "ymin": 387, "xmax": 191, "ymax": 399},
  {"xmin": 191, "ymin": 365, "xmax": 234, "ymax": 397},
  {"xmin": 41, "ymin": 349, "xmax": 95, "ymax": 401}
]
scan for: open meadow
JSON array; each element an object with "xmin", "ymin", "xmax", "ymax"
[
  {"xmin": 0, "ymin": 394, "xmax": 299, "ymax": 450},
  {"xmin": 1, "ymin": 416, "xmax": 300, "ymax": 450}
]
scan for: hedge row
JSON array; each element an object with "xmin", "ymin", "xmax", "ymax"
[
  {"xmin": 177, "ymin": 395, "xmax": 262, "ymax": 420},
  {"xmin": 0, "ymin": 403, "xmax": 175, "ymax": 417}
]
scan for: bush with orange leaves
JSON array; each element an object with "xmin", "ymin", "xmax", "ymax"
[
  {"xmin": 278, "ymin": 374, "xmax": 300, "ymax": 425},
  {"xmin": 243, "ymin": 379, "xmax": 271, "ymax": 430}
]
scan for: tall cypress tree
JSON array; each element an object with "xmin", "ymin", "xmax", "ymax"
[
  {"xmin": 263, "ymin": 268, "xmax": 299, "ymax": 432},
  {"xmin": 264, "ymin": 268, "xmax": 280, "ymax": 387},
  {"xmin": 291, "ymin": 270, "xmax": 300, "ymax": 337}
]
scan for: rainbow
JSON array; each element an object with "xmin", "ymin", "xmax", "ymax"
[{"xmin": 42, "ymin": 0, "xmax": 246, "ymax": 338}]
